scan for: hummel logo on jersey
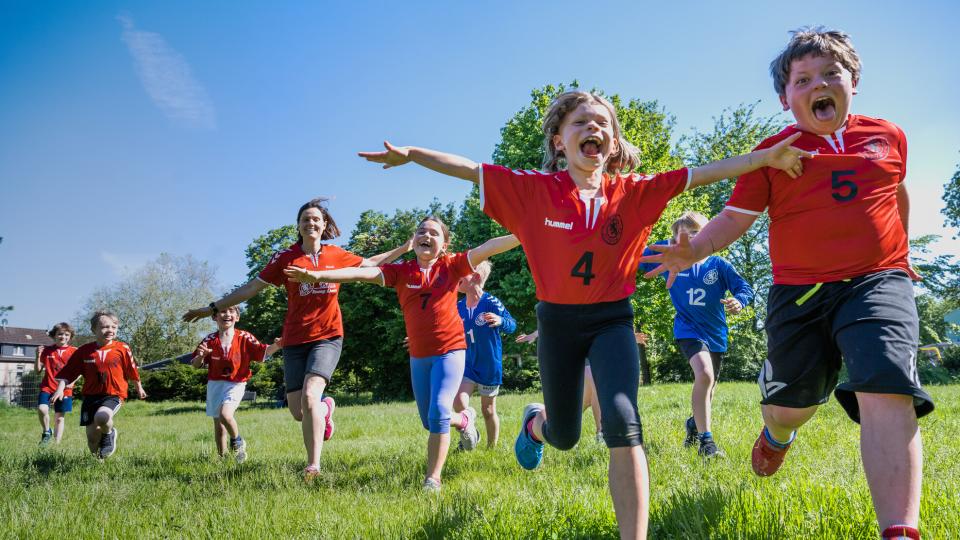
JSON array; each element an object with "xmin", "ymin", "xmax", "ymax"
[
  {"xmin": 405, "ymin": 283, "xmax": 423, "ymax": 289},
  {"xmin": 544, "ymin": 217, "xmax": 573, "ymax": 230}
]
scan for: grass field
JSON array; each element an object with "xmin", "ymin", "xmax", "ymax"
[{"xmin": 1, "ymin": 382, "xmax": 957, "ymax": 539}]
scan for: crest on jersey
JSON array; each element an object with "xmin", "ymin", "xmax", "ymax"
[
  {"xmin": 703, "ymin": 269, "xmax": 719, "ymax": 285},
  {"xmin": 859, "ymin": 137, "xmax": 890, "ymax": 160},
  {"xmin": 474, "ymin": 313, "xmax": 488, "ymax": 326},
  {"xmin": 601, "ymin": 214, "xmax": 623, "ymax": 245}
]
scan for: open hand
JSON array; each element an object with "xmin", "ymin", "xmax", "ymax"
[
  {"xmin": 283, "ymin": 265, "xmax": 317, "ymax": 284},
  {"xmin": 481, "ymin": 313, "xmax": 502, "ymax": 327},
  {"xmin": 721, "ymin": 297, "xmax": 743, "ymax": 314},
  {"xmin": 639, "ymin": 233, "xmax": 696, "ymax": 288},
  {"xmin": 765, "ymin": 132, "xmax": 815, "ymax": 179},
  {"xmin": 358, "ymin": 141, "xmax": 412, "ymax": 169},
  {"xmin": 515, "ymin": 331, "xmax": 538, "ymax": 344},
  {"xmin": 183, "ymin": 307, "xmax": 213, "ymax": 323}
]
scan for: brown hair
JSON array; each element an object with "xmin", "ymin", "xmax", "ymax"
[
  {"xmin": 541, "ymin": 91, "xmax": 640, "ymax": 175},
  {"xmin": 418, "ymin": 216, "xmax": 452, "ymax": 255},
  {"xmin": 296, "ymin": 198, "xmax": 341, "ymax": 243},
  {"xmin": 211, "ymin": 305, "xmax": 241, "ymax": 320},
  {"xmin": 89, "ymin": 310, "xmax": 119, "ymax": 331},
  {"xmin": 671, "ymin": 211, "xmax": 709, "ymax": 238},
  {"xmin": 770, "ymin": 27, "xmax": 861, "ymax": 96},
  {"xmin": 48, "ymin": 322, "xmax": 74, "ymax": 339}
]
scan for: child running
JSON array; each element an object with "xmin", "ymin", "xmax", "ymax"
[
  {"xmin": 283, "ymin": 217, "xmax": 519, "ymax": 492},
  {"xmin": 641, "ymin": 28, "xmax": 933, "ymax": 539},
  {"xmin": 452, "ymin": 260, "xmax": 517, "ymax": 449},
  {"xmin": 641, "ymin": 211, "xmax": 754, "ymax": 458},
  {"xmin": 35, "ymin": 323, "xmax": 77, "ymax": 445},
  {"xmin": 50, "ymin": 311, "xmax": 146, "ymax": 459},
  {"xmin": 359, "ymin": 90, "xmax": 809, "ymax": 538},
  {"xmin": 191, "ymin": 306, "xmax": 281, "ymax": 462},
  {"xmin": 184, "ymin": 198, "xmax": 411, "ymax": 480}
]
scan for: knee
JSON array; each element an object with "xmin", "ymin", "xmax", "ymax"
[
  {"xmin": 695, "ymin": 369, "xmax": 715, "ymax": 386},
  {"xmin": 481, "ymin": 403, "xmax": 496, "ymax": 419},
  {"xmin": 38, "ymin": 404, "xmax": 49, "ymax": 414},
  {"xmin": 857, "ymin": 393, "xmax": 916, "ymax": 419},
  {"xmin": 287, "ymin": 404, "xmax": 303, "ymax": 422},
  {"xmin": 93, "ymin": 412, "xmax": 111, "ymax": 427},
  {"xmin": 551, "ymin": 433, "xmax": 580, "ymax": 451},
  {"xmin": 219, "ymin": 410, "xmax": 235, "ymax": 423}
]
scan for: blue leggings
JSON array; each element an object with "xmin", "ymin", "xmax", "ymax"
[{"xmin": 410, "ymin": 350, "xmax": 466, "ymax": 434}]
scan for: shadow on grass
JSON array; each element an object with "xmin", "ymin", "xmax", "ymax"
[
  {"xmin": 27, "ymin": 451, "xmax": 90, "ymax": 478},
  {"xmin": 148, "ymin": 404, "xmax": 205, "ymax": 416},
  {"xmin": 652, "ymin": 485, "xmax": 728, "ymax": 538}
]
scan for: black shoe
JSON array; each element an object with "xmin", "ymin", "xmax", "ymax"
[
  {"xmin": 39, "ymin": 430, "xmax": 53, "ymax": 446},
  {"xmin": 698, "ymin": 438, "xmax": 723, "ymax": 459},
  {"xmin": 683, "ymin": 416, "xmax": 698, "ymax": 448},
  {"xmin": 99, "ymin": 428, "xmax": 117, "ymax": 459}
]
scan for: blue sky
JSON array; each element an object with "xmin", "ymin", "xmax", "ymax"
[{"xmin": 2, "ymin": 1, "xmax": 958, "ymax": 329}]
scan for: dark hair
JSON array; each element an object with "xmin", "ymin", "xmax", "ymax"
[
  {"xmin": 48, "ymin": 322, "xmax": 74, "ymax": 339},
  {"xmin": 770, "ymin": 27, "xmax": 861, "ymax": 96},
  {"xmin": 296, "ymin": 198, "xmax": 341, "ymax": 243},
  {"xmin": 90, "ymin": 310, "xmax": 119, "ymax": 331},
  {"xmin": 211, "ymin": 305, "xmax": 241, "ymax": 320}
]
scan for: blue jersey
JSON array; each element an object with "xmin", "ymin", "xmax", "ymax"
[
  {"xmin": 457, "ymin": 292, "xmax": 517, "ymax": 386},
  {"xmin": 641, "ymin": 241, "xmax": 754, "ymax": 352}
]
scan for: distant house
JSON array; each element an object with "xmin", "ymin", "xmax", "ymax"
[{"xmin": 0, "ymin": 326, "xmax": 53, "ymax": 402}]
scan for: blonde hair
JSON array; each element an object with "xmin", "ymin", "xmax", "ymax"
[
  {"xmin": 770, "ymin": 27, "xmax": 861, "ymax": 96},
  {"xmin": 212, "ymin": 305, "xmax": 241, "ymax": 320},
  {"xmin": 473, "ymin": 260, "xmax": 492, "ymax": 288},
  {"xmin": 671, "ymin": 211, "xmax": 709, "ymax": 238},
  {"xmin": 541, "ymin": 91, "xmax": 640, "ymax": 175}
]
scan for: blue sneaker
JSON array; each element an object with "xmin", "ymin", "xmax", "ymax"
[{"xmin": 514, "ymin": 403, "xmax": 544, "ymax": 470}]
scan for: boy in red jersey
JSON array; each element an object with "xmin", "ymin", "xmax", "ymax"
[
  {"xmin": 359, "ymin": 91, "xmax": 808, "ymax": 537},
  {"xmin": 191, "ymin": 306, "xmax": 280, "ymax": 462},
  {"xmin": 51, "ymin": 311, "xmax": 147, "ymax": 460},
  {"xmin": 284, "ymin": 217, "xmax": 519, "ymax": 492},
  {"xmin": 35, "ymin": 322, "xmax": 77, "ymax": 445},
  {"xmin": 642, "ymin": 28, "xmax": 932, "ymax": 539}
]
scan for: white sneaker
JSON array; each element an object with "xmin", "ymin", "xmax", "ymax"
[
  {"xmin": 422, "ymin": 477, "xmax": 442, "ymax": 493},
  {"xmin": 458, "ymin": 407, "xmax": 480, "ymax": 451}
]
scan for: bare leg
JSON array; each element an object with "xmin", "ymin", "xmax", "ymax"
[
  {"xmin": 37, "ymin": 404, "xmax": 50, "ymax": 433},
  {"xmin": 300, "ymin": 374, "xmax": 329, "ymax": 468},
  {"xmin": 219, "ymin": 404, "xmax": 240, "ymax": 439},
  {"xmin": 857, "ymin": 393, "xmax": 922, "ymax": 531},
  {"xmin": 425, "ymin": 432, "xmax": 451, "ymax": 482},
  {"xmin": 452, "ymin": 381, "xmax": 475, "ymax": 414},
  {"xmin": 53, "ymin": 412, "xmax": 66, "ymax": 442},
  {"xmin": 762, "ymin": 403, "xmax": 818, "ymax": 442},
  {"xmin": 86, "ymin": 407, "xmax": 115, "ymax": 453},
  {"xmin": 214, "ymin": 417, "xmax": 227, "ymax": 456},
  {"xmin": 586, "ymin": 367, "xmax": 602, "ymax": 434},
  {"xmin": 480, "ymin": 395, "xmax": 499, "ymax": 447},
  {"xmin": 689, "ymin": 352, "xmax": 716, "ymax": 434},
  {"xmin": 609, "ymin": 445, "xmax": 649, "ymax": 540}
]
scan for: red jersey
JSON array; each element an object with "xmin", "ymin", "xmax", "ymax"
[
  {"xmin": 55, "ymin": 341, "xmax": 140, "ymax": 400},
  {"xmin": 194, "ymin": 330, "xmax": 268, "ymax": 383},
  {"xmin": 39, "ymin": 346, "xmax": 77, "ymax": 395},
  {"xmin": 258, "ymin": 243, "xmax": 364, "ymax": 346},
  {"xmin": 726, "ymin": 115, "xmax": 913, "ymax": 285},
  {"xmin": 381, "ymin": 252, "xmax": 474, "ymax": 357},
  {"xmin": 480, "ymin": 164, "xmax": 690, "ymax": 304}
]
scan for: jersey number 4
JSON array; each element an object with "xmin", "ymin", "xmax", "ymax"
[
  {"xmin": 571, "ymin": 251, "xmax": 596, "ymax": 285},
  {"xmin": 831, "ymin": 170, "xmax": 857, "ymax": 202}
]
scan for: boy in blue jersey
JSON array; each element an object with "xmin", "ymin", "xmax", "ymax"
[
  {"xmin": 643, "ymin": 212, "xmax": 754, "ymax": 458},
  {"xmin": 452, "ymin": 260, "xmax": 517, "ymax": 448}
]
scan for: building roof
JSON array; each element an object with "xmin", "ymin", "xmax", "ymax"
[{"xmin": 0, "ymin": 326, "xmax": 54, "ymax": 347}]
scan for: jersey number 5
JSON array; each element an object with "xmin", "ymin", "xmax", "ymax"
[
  {"xmin": 831, "ymin": 170, "xmax": 857, "ymax": 202},
  {"xmin": 571, "ymin": 251, "xmax": 596, "ymax": 285}
]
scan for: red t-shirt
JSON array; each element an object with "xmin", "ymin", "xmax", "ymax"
[
  {"xmin": 726, "ymin": 115, "xmax": 913, "ymax": 285},
  {"xmin": 381, "ymin": 252, "xmax": 474, "ymax": 358},
  {"xmin": 480, "ymin": 164, "xmax": 690, "ymax": 304},
  {"xmin": 258, "ymin": 243, "xmax": 364, "ymax": 346},
  {"xmin": 194, "ymin": 330, "xmax": 268, "ymax": 383},
  {"xmin": 55, "ymin": 341, "xmax": 140, "ymax": 400},
  {"xmin": 39, "ymin": 346, "xmax": 77, "ymax": 395}
]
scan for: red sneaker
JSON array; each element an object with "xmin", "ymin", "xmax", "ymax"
[
  {"xmin": 322, "ymin": 396, "xmax": 336, "ymax": 441},
  {"xmin": 751, "ymin": 428, "xmax": 792, "ymax": 477}
]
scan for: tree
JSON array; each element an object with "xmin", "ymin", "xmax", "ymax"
[
  {"xmin": 0, "ymin": 305, "xmax": 11, "ymax": 327},
  {"xmin": 943, "ymin": 156, "xmax": 960, "ymax": 237},
  {"xmin": 75, "ymin": 253, "xmax": 218, "ymax": 363},
  {"xmin": 239, "ymin": 225, "xmax": 298, "ymax": 342}
]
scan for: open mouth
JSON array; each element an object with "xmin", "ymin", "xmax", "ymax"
[
  {"xmin": 580, "ymin": 136, "xmax": 603, "ymax": 158},
  {"xmin": 811, "ymin": 96, "xmax": 836, "ymax": 122}
]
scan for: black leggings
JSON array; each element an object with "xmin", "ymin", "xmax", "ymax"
[{"xmin": 536, "ymin": 299, "xmax": 643, "ymax": 449}]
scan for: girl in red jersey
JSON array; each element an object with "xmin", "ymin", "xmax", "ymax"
[
  {"xmin": 284, "ymin": 216, "xmax": 519, "ymax": 492},
  {"xmin": 51, "ymin": 311, "xmax": 147, "ymax": 460},
  {"xmin": 35, "ymin": 322, "xmax": 77, "ymax": 445},
  {"xmin": 359, "ymin": 91, "xmax": 809, "ymax": 537},
  {"xmin": 191, "ymin": 306, "xmax": 281, "ymax": 463},
  {"xmin": 183, "ymin": 198, "xmax": 411, "ymax": 480}
]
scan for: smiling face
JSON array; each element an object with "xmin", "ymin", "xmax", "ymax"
[
  {"xmin": 213, "ymin": 307, "xmax": 239, "ymax": 332},
  {"xmin": 552, "ymin": 101, "xmax": 619, "ymax": 177},
  {"xmin": 780, "ymin": 53, "xmax": 857, "ymax": 135},
  {"xmin": 298, "ymin": 207, "xmax": 326, "ymax": 243},
  {"xmin": 93, "ymin": 315, "xmax": 119, "ymax": 345},
  {"xmin": 52, "ymin": 329, "xmax": 72, "ymax": 347},
  {"xmin": 413, "ymin": 219, "xmax": 448, "ymax": 261}
]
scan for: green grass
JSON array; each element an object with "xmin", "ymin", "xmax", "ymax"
[{"xmin": 1, "ymin": 383, "xmax": 957, "ymax": 539}]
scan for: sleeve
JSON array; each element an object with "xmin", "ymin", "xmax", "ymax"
[
  {"xmin": 257, "ymin": 250, "xmax": 287, "ymax": 287},
  {"xmin": 493, "ymin": 297, "xmax": 517, "ymax": 335},
  {"xmin": 55, "ymin": 352, "xmax": 83, "ymax": 383},
  {"xmin": 627, "ymin": 168, "xmax": 690, "ymax": 220},
  {"xmin": 638, "ymin": 240, "xmax": 669, "ymax": 274},
  {"xmin": 451, "ymin": 252, "xmax": 475, "ymax": 280},
  {"xmin": 725, "ymin": 140, "xmax": 776, "ymax": 216},
  {"xmin": 335, "ymin": 246, "xmax": 365, "ymax": 268},
  {"xmin": 121, "ymin": 346, "xmax": 140, "ymax": 382},
  {"xmin": 241, "ymin": 332, "xmax": 269, "ymax": 363},
  {"xmin": 720, "ymin": 258, "xmax": 754, "ymax": 308},
  {"xmin": 380, "ymin": 262, "xmax": 402, "ymax": 289},
  {"xmin": 479, "ymin": 164, "xmax": 536, "ymax": 233}
]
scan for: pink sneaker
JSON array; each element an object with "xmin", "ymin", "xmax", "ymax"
[{"xmin": 322, "ymin": 396, "xmax": 336, "ymax": 441}]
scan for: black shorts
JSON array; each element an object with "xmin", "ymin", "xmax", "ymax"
[
  {"xmin": 759, "ymin": 270, "xmax": 934, "ymax": 423},
  {"xmin": 79, "ymin": 395, "xmax": 122, "ymax": 426},
  {"xmin": 676, "ymin": 338, "xmax": 723, "ymax": 380}
]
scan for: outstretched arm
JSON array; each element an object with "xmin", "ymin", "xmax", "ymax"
[
  {"xmin": 689, "ymin": 132, "xmax": 812, "ymax": 188},
  {"xmin": 467, "ymin": 235, "xmax": 520, "ymax": 267},
  {"xmin": 183, "ymin": 279, "xmax": 269, "ymax": 322},
  {"xmin": 358, "ymin": 142, "xmax": 480, "ymax": 183},
  {"xmin": 35, "ymin": 346, "xmax": 43, "ymax": 373},
  {"xmin": 283, "ymin": 265, "xmax": 384, "ymax": 285},
  {"xmin": 640, "ymin": 210, "xmax": 757, "ymax": 288},
  {"xmin": 361, "ymin": 235, "xmax": 414, "ymax": 267},
  {"xmin": 896, "ymin": 183, "xmax": 910, "ymax": 238}
]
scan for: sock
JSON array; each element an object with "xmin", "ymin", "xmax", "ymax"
[
  {"xmin": 881, "ymin": 525, "xmax": 920, "ymax": 539},
  {"xmin": 457, "ymin": 412, "xmax": 469, "ymax": 431},
  {"xmin": 699, "ymin": 431, "xmax": 713, "ymax": 442},
  {"xmin": 231, "ymin": 436, "xmax": 241, "ymax": 445},
  {"xmin": 526, "ymin": 419, "xmax": 542, "ymax": 443},
  {"xmin": 763, "ymin": 426, "xmax": 795, "ymax": 449}
]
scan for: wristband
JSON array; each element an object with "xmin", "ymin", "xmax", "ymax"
[{"xmin": 209, "ymin": 301, "xmax": 219, "ymax": 315}]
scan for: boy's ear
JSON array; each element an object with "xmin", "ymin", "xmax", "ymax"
[
  {"xmin": 552, "ymin": 134, "xmax": 565, "ymax": 152},
  {"xmin": 779, "ymin": 94, "xmax": 789, "ymax": 111}
]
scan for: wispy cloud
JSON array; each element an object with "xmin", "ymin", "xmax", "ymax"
[
  {"xmin": 101, "ymin": 251, "xmax": 156, "ymax": 276},
  {"xmin": 118, "ymin": 14, "xmax": 216, "ymax": 129}
]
